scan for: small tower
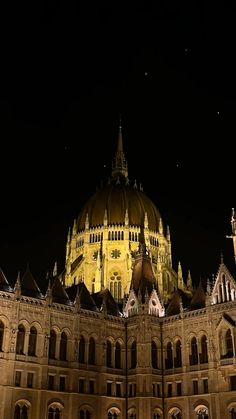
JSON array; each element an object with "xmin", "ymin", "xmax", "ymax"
[{"xmin": 228, "ymin": 208, "xmax": 236, "ymax": 264}]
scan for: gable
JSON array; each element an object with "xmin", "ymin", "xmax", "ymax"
[{"xmin": 211, "ymin": 263, "xmax": 236, "ymax": 305}]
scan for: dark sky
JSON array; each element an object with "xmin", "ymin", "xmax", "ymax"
[{"xmin": 0, "ymin": 1, "xmax": 236, "ymax": 289}]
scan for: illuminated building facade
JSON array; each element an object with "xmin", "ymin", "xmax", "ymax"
[{"xmin": 1, "ymin": 125, "xmax": 236, "ymax": 419}]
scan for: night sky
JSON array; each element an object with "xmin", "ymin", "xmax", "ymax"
[{"xmin": 1, "ymin": 1, "xmax": 236, "ymax": 289}]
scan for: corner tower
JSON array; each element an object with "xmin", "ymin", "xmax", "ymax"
[{"xmin": 63, "ymin": 122, "xmax": 177, "ymax": 301}]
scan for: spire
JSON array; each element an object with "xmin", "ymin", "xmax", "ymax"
[
  {"xmin": 186, "ymin": 269, "xmax": 192, "ymax": 290},
  {"xmin": 85, "ymin": 213, "xmax": 89, "ymax": 230},
  {"xmin": 144, "ymin": 212, "xmax": 149, "ymax": 229},
  {"xmin": 178, "ymin": 261, "xmax": 184, "ymax": 289},
  {"xmin": 166, "ymin": 225, "xmax": 170, "ymax": 241},
  {"xmin": 226, "ymin": 208, "xmax": 236, "ymax": 264},
  {"xmin": 14, "ymin": 271, "xmax": 21, "ymax": 299},
  {"xmin": 125, "ymin": 208, "xmax": 129, "ymax": 226},
  {"xmin": 53, "ymin": 261, "xmax": 57, "ymax": 277},
  {"xmin": 111, "ymin": 117, "xmax": 128, "ymax": 178},
  {"xmin": 159, "ymin": 217, "xmax": 163, "ymax": 234}
]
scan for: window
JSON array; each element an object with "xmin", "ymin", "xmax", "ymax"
[
  {"xmin": 106, "ymin": 340, "xmax": 112, "ymax": 367},
  {"xmin": 116, "ymin": 383, "xmax": 121, "ymax": 397},
  {"xmin": 152, "ymin": 341, "xmax": 158, "ymax": 369},
  {"xmin": 115, "ymin": 341, "xmax": 121, "ymax": 368},
  {"xmin": 79, "ymin": 410, "xmax": 91, "ymax": 419},
  {"xmin": 16, "ymin": 325, "xmax": 25, "ymax": 355},
  {"xmin": 167, "ymin": 383, "xmax": 172, "ymax": 397},
  {"xmin": 59, "ymin": 376, "xmax": 65, "ymax": 391},
  {"xmin": 203, "ymin": 378, "xmax": 208, "ymax": 393},
  {"xmin": 107, "ymin": 411, "xmax": 119, "ymax": 419},
  {"xmin": 131, "ymin": 341, "xmax": 137, "ymax": 369},
  {"xmin": 226, "ymin": 329, "xmax": 234, "ymax": 357},
  {"xmin": 107, "ymin": 382, "xmax": 112, "ymax": 396},
  {"xmin": 195, "ymin": 406, "xmax": 208, "ymax": 418},
  {"xmin": 153, "ymin": 414, "xmax": 161, "ymax": 419},
  {"xmin": 89, "ymin": 380, "xmax": 95, "ymax": 394},
  {"xmin": 177, "ymin": 382, "xmax": 182, "ymax": 396},
  {"xmin": 48, "ymin": 406, "xmax": 61, "ymax": 419},
  {"xmin": 28, "ymin": 326, "xmax": 37, "ymax": 356},
  {"xmin": 27, "ymin": 373, "xmax": 34, "ymax": 388},
  {"xmin": 59, "ymin": 332, "xmax": 67, "ymax": 361},
  {"xmin": 49, "ymin": 330, "xmax": 56, "ymax": 359},
  {"xmin": 14, "ymin": 404, "xmax": 28, "ymax": 419},
  {"xmin": 193, "ymin": 379, "xmax": 198, "ymax": 395},
  {"xmin": 166, "ymin": 342, "xmax": 173, "ymax": 369},
  {"xmin": 88, "ymin": 337, "xmax": 95, "ymax": 365},
  {"xmin": 79, "ymin": 378, "xmax": 85, "ymax": 393},
  {"xmin": 175, "ymin": 340, "xmax": 182, "ymax": 367},
  {"xmin": 0, "ymin": 321, "xmax": 4, "ymax": 351},
  {"xmin": 190, "ymin": 337, "xmax": 198, "ymax": 365},
  {"xmin": 230, "ymin": 408, "xmax": 236, "ymax": 419},
  {"xmin": 230, "ymin": 376, "xmax": 236, "ymax": 391},
  {"xmin": 153, "ymin": 383, "xmax": 161, "ymax": 397},
  {"xmin": 200, "ymin": 335, "xmax": 208, "ymax": 364},
  {"xmin": 15, "ymin": 371, "xmax": 21, "ymax": 387},
  {"xmin": 48, "ymin": 375, "xmax": 54, "ymax": 390},
  {"xmin": 79, "ymin": 336, "xmax": 85, "ymax": 363}
]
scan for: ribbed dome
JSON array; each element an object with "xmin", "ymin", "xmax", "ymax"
[{"xmin": 77, "ymin": 179, "xmax": 161, "ymax": 232}]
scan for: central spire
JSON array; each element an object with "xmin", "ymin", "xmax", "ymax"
[{"xmin": 111, "ymin": 117, "xmax": 128, "ymax": 178}]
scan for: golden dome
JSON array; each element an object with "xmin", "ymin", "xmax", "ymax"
[{"xmin": 77, "ymin": 179, "xmax": 161, "ymax": 232}]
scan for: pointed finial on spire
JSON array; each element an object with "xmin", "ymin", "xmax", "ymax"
[
  {"xmin": 103, "ymin": 209, "xmax": 108, "ymax": 227},
  {"xmin": 53, "ymin": 261, "xmax": 57, "ymax": 277},
  {"xmin": 159, "ymin": 218, "xmax": 163, "ymax": 234},
  {"xmin": 166, "ymin": 225, "xmax": 170, "ymax": 241},
  {"xmin": 220, "ymin": 251, "xmax": 224, "ymax": 264},
  {"xmin": 187, "ymin": 269, "xmax": 192, "ymax": 290},
  {"xmin": 67, "ymin": 227, "xmax": 71, "ymax": 243},
  {"xmin": 85, "ymin": 213, "xmax": 89, "ymax": 230},
  {"xmin": 14, "ymin": 271, "xmax": 21, "ymax": 299},
  {"xmin": 72, "ymin": 219, "xmax": 77, "ymax": 236},
  {"xmin": 144, "ymin": 212, "xmax": 149, "ymax": 229},
  {"xmin": 111, "ymin": 116, "xmax": 128, "ymax": 178},
  {"xmin": 125, "ymin": 208, "xmax": 129, "ymax": 226}
]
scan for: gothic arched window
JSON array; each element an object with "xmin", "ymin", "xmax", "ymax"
[
  {"xmin": 190, "ymin": 336, "xmax": 198, "ymax": 365},
  {"xmin": 175, "ymin": 340, "xmax": 182, "ymax": 367},
  {"xmin": 131, "ymin": 341, "xmax": 137, "ymax": 369},
  {"xmin": 16, "ymin": 325, "xmax": 25, "ymax": 355},
  {"xmin": 79, "ymin": 336, "xmax": 85, "ymax": 364},
  {"xmin": 106, "ymin": 340, "xmax": 112, "ymax": 367},
  {"xmin": 200, "ymin": 335, "xmax": 208, "ymax": 363},
  {"xmin": 28, "ymin": 326, "xmax": 37, "ymax": 356},
  {"xmin": 88, "ymin": 337, "xmax": 95, "ymax": 365},
  {"xmin": 226, "ymin": 329, "xmax": 233, "ymax": 357},
  {"xmin": 166, "ymin": 342, "xmax": 173, "ymax": 369},
  {"xmin": 0, "ymin": 321, "xmax": 4, "ymax": 351},
  {"xmin": 59, "ymin": 332, "xmax": 67, "ymax": 361},
  {"xmin": 49, "ymin": 330, "xmax": 56, "ymax": 359},
  {"xmin": 115, "ymin": 341, "xmax": 121, "ymax": 368},
  {"xmin": 79, "ymin": 409, "xmax": 91, "ymax": 419},
  {"xmin": 14, "ymin": 404, "xmax": 28, "ymax": 419},
  {"xmin": 152, "ymin": 340, "xmax": 158, "ymax": 369}
]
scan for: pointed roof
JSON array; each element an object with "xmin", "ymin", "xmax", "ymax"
[
  {"xmin": 131, "ymin": 237, "xmax": 157, "ymax": 303},
  {"xmin": 66, "ymin": 282, "xmax": 98, "ymax": 311},
  {"xmin": 20, "ymin": 266, "xmax": 43, "ymax": 299},
  {"xmin": 111, "ymin": 118, "xmax": 128, "ymax": 178},
  {"xmin": 166, "ymin": 289, "xmax": 191, "ymax": 316},
  {"xmin": 92, "ymin": 288, "xmax": 121, "ymax": 316},
  {"xmin": 51, "ymin": 276, "xmax": 72, "ymax": 305},
  {"xmin": 189, "ymin": 279, "xmax": 206, "ymax": 310},
  {"xmin": 0, "ymin": 268, "xmax": 13, "ymax": 292}
]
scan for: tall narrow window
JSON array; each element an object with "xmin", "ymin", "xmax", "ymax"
[
  {"xmin": 88, "ymin": 337, "xmax": 95, "ymax": 365},
  {"xmin": 226, "ymin": 329, "xmax": 233, "ymax": 357},
  {"xmin": 16, "ymin": 325, "xmax": 25, "ymax": 355},
  {"xmin": 190, "ymin": 337, "xmax": 198, "ymax": 365},
  {"xmin": 200, "ymin": 335, "xmax": 208, "ymax": 363},
  {"xmin": 0, "ymin": 321, "xmax": 4, "ymax": 351},
  {"xmin": 131, "ymin": 341, "xmax": 137, "ymax": 369},
  {"xmin": 106, "ymin": 340, "xmax": 112, "ymax": 367},
  {"xmin": 79, "ymin": 336, "xmax": 85, "ymax": 363},
  {"xmin": 59, "ymin": 332, "xmax": 67, "ymax": 361},
  {"xmin": 115, "ymin": 341, "xmax": 121, "ymax": 368},
  {"xmin": 48, "ymin": 406, "xmax": 61, "ymax": 419},
  {"xmin": 152, "ymin": 340, "xmax": 158, "ymax": 369},
  {"xmin": 28, "ymin": 326, "xmax": 37, "ymax": 356},
  {"xmin": 166, "ymin": 342, "xmax": 173, "ymax": 369},
  {"xmin": 175, "ymin": 340, "xmax": 182, "ymax": 367},
  {"xmin": 49, "ymin": 330, "xmax": 56, "ymax": 359},
  {"xmin": 14, "ymin": 404, "xmax": 28, "ymax": 419}
]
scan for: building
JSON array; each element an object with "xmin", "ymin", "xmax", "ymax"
[{"xmin": 1, "ymin": 124, "xmax": 236, "ymax": 419}]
